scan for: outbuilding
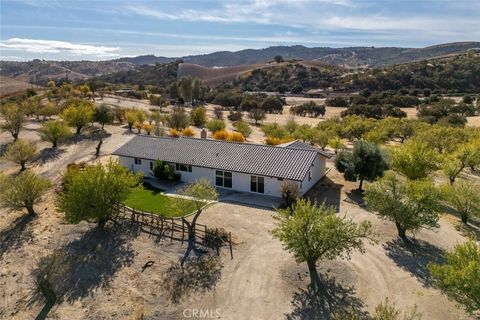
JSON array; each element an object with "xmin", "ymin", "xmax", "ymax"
[{"xmin": 112, "ymin": 135, "xmax": 330, "ymax": 198}]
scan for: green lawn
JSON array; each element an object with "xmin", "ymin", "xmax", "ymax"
[{"xmin": 123, "ymin": 187, "xmax": 197, "ymax": 218}]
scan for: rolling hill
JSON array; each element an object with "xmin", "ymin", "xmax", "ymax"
[{"xmin": 0, "ymin": 76, "xmax": 35, "ymax": 98}]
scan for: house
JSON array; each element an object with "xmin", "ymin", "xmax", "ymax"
[{"xmin": 112, "ymin": 135, "xmax": 331, "ymax": 198}]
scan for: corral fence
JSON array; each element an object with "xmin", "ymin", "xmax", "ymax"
[{"xmin": 112, "ymin": 203, "xmax": 233, "ymax": 259}]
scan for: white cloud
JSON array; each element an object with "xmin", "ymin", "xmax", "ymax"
[{"xmin": 0, "ymin": 38, "xmax": 120, "ymax": 57}]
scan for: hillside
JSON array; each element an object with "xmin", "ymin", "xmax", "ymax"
[
  {"xmin": 113, "ymin": 42, "xmax": 480, "ymax": 68},
  {"xmin": 0, "ymin": 76, "xmax": 35, "ymax": 98},
  {"xmin": 0, "ymin": 60, "xmax": 136, "ymax": 83}
]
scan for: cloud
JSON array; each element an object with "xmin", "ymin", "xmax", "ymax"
[{"xmin": 0, "ymin": 38, "xmax": 120, "ymax": 57}]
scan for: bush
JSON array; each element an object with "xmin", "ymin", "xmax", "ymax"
[
  {"xmin": 265, "ymin": 137, "xmax": 282, "ymax": 145},
  {"xmin": 182, "ymin": 127, "xmax": 195, "ymax": 137},
  {"xmin": 290, "ymin": 101, "xmax": 326, "ymax": 118},
  {"xmin": 152, "ymin": 160, "xmax": 181, "ymax": 181},
  {"xmin": 227, "ymin": 132, "xmax": 245, "ymax": 142},
  {"xmin": 206, "ymin": 119, "xmax": 226, "ymax": 133},
  {"xmin": 228, "ymin": 110, "xmax": 243, "ymax": 121},
  {"xmin": 190, "ymin": 106, "xmax": 207, "ymax": 127},
  {"xmin": 213, "ymin": 130, "xmax": 229, "ymax": 140},
  {"xmin": 169, "ymin": 128, "xmax": 180, "ymax": 137},
  {"xmin": 233, "ymin": 121, "xmax": 252, "ymax": 138}
]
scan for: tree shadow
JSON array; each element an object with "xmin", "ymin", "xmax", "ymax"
[
  {"xmin": 35, "ymin": 148, "xmax": 66, "ymax": 164},
  {"xmin": 344, "ymin": 190, "xmax": 366, "ymax": 208},
  {"xmin": 383, "ymin": 239, "xmax": 445, "ymax": 288},
  {"xmin": 28, "ymin": 222, "xmax": 137, "ymax": 311},
  {"xmin": 161, "ymin": 253, "xmax": 223, "ymax": 304},
  {"xmin": 305, "ymin": 177, "xmax": 342, "ymax": 212},
  {"xmin": 0, "ymin": 213, "xmax": 36, "ymax": 259},
  {"xmin": 286, "ymin": 274, "xmax": 368, "ymax": 320},
  {"xmin": 0, "ymin": 142, "xmax": 10, "ymax": 157}
]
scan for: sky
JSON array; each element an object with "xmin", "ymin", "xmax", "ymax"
[{"xmin": 1, "ymin": 0, "xmax": 479, "ymax": 61}]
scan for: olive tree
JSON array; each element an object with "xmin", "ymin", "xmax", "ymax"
[
  {"xmin": 38, "ymin": 120, "xmax": 73, "ymax": 148},
  {"xmin": 429, "ymin": 239, "xmax": 480, "ymax": 315},
  {"xmin": 3, "ymin": 139, "xmax": 37, "ymax": 171},
  {"xmin": 390, "ymin": 139, "xmax": 440, "ymax": 180},
  {"xmin": 94, "ymin": 104, "xmax": 114, "ymax": 129},
  {"xmin": 172, "ymin": 179, "xmax": 218, "ymax": 267},
  {"xmin": 62, "ymin": 99, "xmax": 95, "ymax": 134},
  {"xmin": 365, "ymin": 172, "xmax": 441, "ymax": 242},
  {"xmin": 57, "ymin": 159, "xmax": 140, "ymax": 229},
  {"xmin": 0, "ymin": 102, "xmax": 25, "ymax": 141},
  {"xmin": 0, "ymin": 171, "xmax": 52, "ymax": 216},
  {"xmin": 272, "ymin": 199, "xmax": 374, "ymax": 291},
  {"xmin": 442, "ymin": 180, "xmax": 480, "ymax": 224},
  {"xmin": 335, "ymin": 141, "xmax": 389, "ymax": 191}
]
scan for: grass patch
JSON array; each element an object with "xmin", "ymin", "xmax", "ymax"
[{"xmin": 123, "ymin": 187, "xmax": 197, "ymax": 218}]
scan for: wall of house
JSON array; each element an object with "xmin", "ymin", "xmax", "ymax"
[
  {"xmin": 118, "ymin": 154, "xmax": 326, "ymax": 198},
  {"xmin": 300, "ymin": 154, "xmax": 327, "ymax": 196}
]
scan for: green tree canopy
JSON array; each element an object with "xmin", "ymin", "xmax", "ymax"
[
  {"xmin": 0, "ymin": 170, "xmax": 51, "ymax": 216},
  {"xmin": 429, "ymin": 239, "xmax": 480, "ymax": 315},
  {"xmin": 0, "ymin": 102, "xmax": 25, "ymax": 141},
  {"xmin": 94, "ymin": 104, "xmax": 114, "ymax": 129},
  {"xmin": 57, "ymin": 159, "xmax": 141, "ymax": 228},
  {"xmin": 62, "ymin": 99, "xmax": 95, "ymax": 134},
  {"xmin": 389, "ymin": 139, "xmax": 440, "ymax": 180},
  {"xmin": 38, "ymin": 120, "xmax": 73, "ymax": 148},
  {"xmin": 442, "ymin": 180, "xmax": 480, "ymax": 224},
  {"xmin": 3, "ymin": 139, "xmax": 37, "ymax": 171},
  {"xmin": 365, "ymin": 172, "xmax": 441, "ymax": 242},
  {"xmin": 272, "ymin": 199, "xmax": 374, "ymax": 291},
  {"xmin": 335, "ymin": 141, "xmax": 389, "ymax": 191}
]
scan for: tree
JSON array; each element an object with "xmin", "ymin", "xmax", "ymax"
[
  {"xmin": 328, "ymin": 137, "xmax": 345, "ymax": 154},
  {"xmin": 443, "ymin": 141, "xmax": 480, "ymax": 184},
  {"xmin": 213, "ymin": 106, "xmax": 224, "ymax": 120},
  {"xmin": 206, "ymin": 119, "xmax": 226, "ymax": 133},
  {"xmin": 172, "ymin": 179, "xmax": 218, "ymax": 266},
  {"xmin": 274, "ymin": 55, "xmax": 284, "ymax": 63},
  {"xmin": 57, "ymin": 159, "xmax": 141, "ymax": 228},
  {"xmin": 335, "ymin": 141, "xmax": 389, "ymax": 191},
  {"xmin": 390, "ymin": 139, "xmax": 440, "ymax": 180},
  {"xmin": 62, "ymin": 99, "xmax": 95, "ymax": 134},
  {"xmin": 167, "ymin": 106, "xmax": 190, "ymax": 130},
  {"xmin": 233, "ymin": 120, "xmax": 252, "ymax": 138},
  {"xmin": 0, "ymin": 102, "xmax": 25, "ymax": 141},
  {"xmin": 125, "ymin": 109, "xmax": 138, "ymax": 131},
  {"xmin": 442, "ymin": 180, "xmax": 480, "ymax": 224},
  {"xmin": 38, "ymin": 120, "xmax": 73, "ymax": 148},
  {"xmin": 272, "ymin": 199, "xmax": 374, "ymax": 291},
  {"xmin": 312, "ymin": 130, "xmax": 331, "ymax": 150},
  {"xmin": 429, "ymin": 239, "xmax": 480, "ymax": 315},
  {"xmin": 94, "ymin": 104, "xmax": 114, "ymax": 129},
  {"xmin": 0, "ymin": 171, "xmax": 51, "ymax": 216},
  {"xmin": 3, "ymin": 139, "xmax": 37, "ymax": 171},
  {"xmin": 190, "ymin": 106, "xmax": 207, "ymax": 127},
  {"xmin": 249, "ymin": 108, "xmax": 266, "ymax": 125},
  {"xmin": 149, "ymin": 95, "xmax": 167, "ymax": 112},
  {"xmin": 280, "ymin": 180, "xmax": 300, "ymax": 210},
  {"xmin": 365, "ymin": 172, "xmax": 440, "ymax": 242}
]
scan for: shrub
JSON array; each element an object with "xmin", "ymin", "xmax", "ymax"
[
  {"xmin": 228, "ymin": 110, "xmax": 243, "ymax": 122},
  {"xmin": 143, "ymin": 124, "xmax": 153, "ymax": 135},
  {"xmin": 233, "ymin": 121, "xmax": 252, "ymax": 138},
  {"xmin": 152, "ymin": 160, "xmax": 181, "ymax": 181},
  {"xmin": 169, "ymin": 128, "xmax": 180, "ymax": 137},
  {"xmin": 265, "ymin": 137, "xmax": 282, "ymax": 145},
  {"xmin": 227, "ymin": 132, "xmax": 245, "ymax": 142},
  {"xmin": 213, "ymin": 130, "xmax": 229, "ymax": 140},
  {"xmin": 182, "ymin": 127, "xmax": 195, "ymax": 137},
  {"xmin": 206, "ymin": 119, "xmax": 226, "ymax": 133},
  {"xmin": 190, "ymin": 106, "xmax": 207, "ymax": 127}
]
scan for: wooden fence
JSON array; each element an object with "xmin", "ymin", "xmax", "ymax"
[{"xmin": 113, "ymin": 203, "xmax": 233, "ymax": 258}]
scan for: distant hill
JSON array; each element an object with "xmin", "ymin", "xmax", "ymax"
[
  {"xmin": 0, "ymin": 76, "xmax": 35, "ymax": 98},
  {"xmin": 111, "ymin": 42, "xmax": 480, "ymax": 68},
  {"xmin": 0, "ymin": 59, "xmax": 136, "ymax": 83}
]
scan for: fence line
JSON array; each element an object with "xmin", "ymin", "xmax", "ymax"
[{"xmin": 113, "ymin": 203, "xmax": 233, "ymax": 259}]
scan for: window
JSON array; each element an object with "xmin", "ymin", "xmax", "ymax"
[
  {"xmin": 175, "ymin": 163, "xmax": 192, "ymax": 172},
  {"xmin": 134, "ymin": 158, "xmax": 141, "ymax": 165},
  {"xmin": 250, "ymin": 176, "xmax": 264, "ymax": 193},
  {"xmin": 216, "ymin": 170, "xmax": 232, "ymax": 188},
  {"xmin": 150, "ymin": 161, "xmax": 153, "ymax": 170}
]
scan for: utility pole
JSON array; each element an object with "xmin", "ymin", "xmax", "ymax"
[{"xmin": 34, "ymin": 69, "xmax": 38, "ymax": 89}]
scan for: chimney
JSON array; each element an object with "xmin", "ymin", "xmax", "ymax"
[{"xmin": 201, "ymin": 129, "xmax": 207, "ymax": 139}]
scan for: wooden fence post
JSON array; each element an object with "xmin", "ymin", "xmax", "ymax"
[
  {"xmin": 170, "ymin": 218, "xmax": 174, "ymax": 242},
  {"xmin": 229, "ymin": 232, "xmax": 233, "ymax": 260},
  {"xmin": 181, "ymin": 222, "xmax": 185, "ymax": 245}
]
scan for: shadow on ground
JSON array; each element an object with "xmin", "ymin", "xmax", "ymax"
[
  {"xmin": 383, "ymin": 239, "xmax": 445, "ymax": 288},
  {"xmin": 305, "ymin": 177, "xmax": 342, "ymax": 212},
  {"xmin": 28, "ymin": 222, "xmax": 138, "ymax": 318},
  {"xmin": 35, "ymin": 148, "xmax": 66, "ymax": 164},
  {"xmin": 286, "ymin": 274, "xmax": 367, "ymax": 320},
  {"xmin": 0, "ymin": 213, "xmax": 36, "ymax": 259}
]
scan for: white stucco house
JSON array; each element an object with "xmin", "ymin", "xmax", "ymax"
[{"xmin": 112, "ymin": 135, "xmax": 331, "ymax": 198}]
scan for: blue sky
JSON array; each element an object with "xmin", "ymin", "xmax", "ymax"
[{"xmin": 1, "ymin": 0, "xmax": 479, "ymax": 61}]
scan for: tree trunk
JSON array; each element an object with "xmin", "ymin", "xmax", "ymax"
[
  {"xmin": 95, "ymin": 139, "xmax": 103, "ymax": 158},
  {"xmin": 52, "ymin": 140, "xmax": 58, "ymax": 149},
  {"xmin": 449, "ymin": 175, "xmax": 455, "ymax": 185},
  {"xmin": 395, "ymin": 222, "xmax": 408, "ymax": 242},
  {"xmin": 26, "ymin": 205, "xmax": 36, "ymax": 216},
  {"xmin": 358, "ymin": 179, "xmax": 364, "ymax": 192},
  {"xmin": 306, "ymin": 259, "xmax": 322, "ymax": 292},
  {"xmin": 20, "ymin": 161, "xmax": 26, "ymax": 171},
  {"xmin": 461, "ymin": 212, "xmax": 469, "ymax": 224},
  {"xmin": 180, "ymin": 210, "xmax": 202, "ymax": 267},
  {"xmin": 76, "ymin": 126, "xmax": 81, "ymax": 135},
  {"xmin": 98, "ymin": 217, "xmax": 107, "ymax": 229}
]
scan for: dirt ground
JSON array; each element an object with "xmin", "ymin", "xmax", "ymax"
[{"xmin": 0, "ymin": 100, "xmax": 478, "ymax": 319}]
